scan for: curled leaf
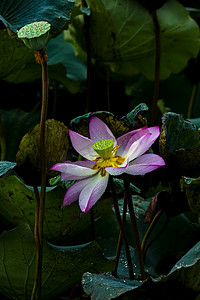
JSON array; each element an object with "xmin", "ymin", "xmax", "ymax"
[{"xmin": 16, "ymin": 119, "xmax": 69, "ymax": 185}]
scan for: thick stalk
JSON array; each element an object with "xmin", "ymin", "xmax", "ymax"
[
  {"xmin": 123, "ymin": 175, "xmax": 146, "ymax": 280},
  {"xmin": 38, "ymin": 58, "xmax": 48, "ymax": 241},
  {"xmin": 31, "ymin": 186, "xmax": 42, "ymax": 300},
  {"xmin": 151, "ymin": 11, "xmax": 161, "ymax": 126},
  {"xmin": 109, "ymin": 177, "xmax": 134, "ymax": 280}
]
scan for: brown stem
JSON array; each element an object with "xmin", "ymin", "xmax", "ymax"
[
  {"xmin": 31, "ymin": 49, "xmax": 48, "ymax": 300},
  {"xmin": 105, "ymin": 66, "xmax": 111, "ymax": 111},
  {"xmin": 38, "ymin": 58, "xmax": 48, "ymax": 240},
  {"xmin": 141, "ymin": 209, "xmax": 163, "ymax": 256},
  {"xmin": 109, "ymin": 177, "xmax": 134, "ymax": 280},
  {"xmin": 143, "ymin": 213, "xmax": 170, "ymax": 260},
  {"xmin": 90, "ymin": 207, "xmax": 95, "ymax": 241},
  {"xmin": 31, "ymin": 186, "xmax": 42, "ymax": 300},
  {"xmin": 83, "ymin": 4, "xmax": 92, "ymax": 114},
  {"xmin": 187, "ymin": 83, "xmax": 197, "ymax": 119},
  {"xmin": 112, "ymin": 191, "xmax": 128, "ymax": 277},
  {"xmin": 123, "ymin": 175, "xmax": 146, "ymax": 280},
  {"xmin": 151, "ymin": 11, "xmax": 161, "ymax": 126}
]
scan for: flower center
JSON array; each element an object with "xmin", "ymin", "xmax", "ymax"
[
  {"xmin": 92, "ymin": 139, "xmax": 114, "ymax": 159},
  {"xmin": 92, "ymin": 139, "xmax": 125, "ymax": 176}
]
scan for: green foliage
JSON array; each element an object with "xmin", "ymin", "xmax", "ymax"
[
  {"xmin": 159, "ymin": 112, "xmax": 200, "ymax": 176},
  {"xmin": 1, "ymin": 0, "xmax": 200, "ymax": 299},
  {"xmin": 0, "ymin": 0, "xmax": 74, "ymax": 33},
  {"xmin": 0, "ymin": 108, "xmax": 40, "ymax": 161},
  {"xmin": 16, "ymin": 119, "xmax": 69, "ymax": 185},
  {"xmin": 181, "ymin": 176, "xmax": 200, "ymax": 215},
  {"xmin": 66, "ymin": 0, "xmax": 200, "ymax": 79},
  {"xmin": 0, "ymin": 224, "xmax": 114, "ymax": 300}
]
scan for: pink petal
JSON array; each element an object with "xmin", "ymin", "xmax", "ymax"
[
  {"xmin": 79, "ymin": 172, "xmax": 109, "ymax": 212},
  {"xmin": 125, "ymin": 127, "xmax": 160, "ymax": 161},
  {"xmin": 126, "ymin": 154, "xmax": 165, "ymax": 175},
  {"xmin": 51, "ymin": 160, "xmax": 96, "ymax": 180},
  {"xmin": 116, "ymin": 127, "xmax": 147, "ymax": 156},
  {"xmin": 62, "ymin": 178, "xmax": 90, "ymax": 207},
  {"xmin": 117, "ymin": 126, "xmax": 160, "ymax": 158},
  {"xmin": 126, "ymin": 133, "xmax": 152, "ymax": 161},
  {"xmin": 106, "ymin": 158, "xmax": 129, "ymax": 176},
  {"xmin": 89, "ymin": 117, "xmax": 117, "ymax": 145},
  {"xmin": 69, "ymin": 130, "xmax": 97, "ymax": 160}
]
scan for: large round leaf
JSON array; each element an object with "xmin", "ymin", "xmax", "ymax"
[
  {"xmin": 0, "ymin": 0, "xmax": 75, "ymax": 33},
  {"xmin": 0, "ymin": 224, "xmax": 114, "ymax": 300},
  {"xmin": 66, "ymin": 0, "xmax": 199, "ymax": 79}
]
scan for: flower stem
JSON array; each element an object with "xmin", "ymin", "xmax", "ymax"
[
  {"xmin": 123, "ymin": 175, "xmax": 146, "ymax": 280},
  {"xmin": 141, "ymin": 209, "xmax": 163, "ymax": 256},
  {"xmin": 31, "ymin": 49, "xmax": 48, "ymax": 300},
  {"xmin": 151, "ymin": 10, "xmax": 161, "ymax": 126},
  {"xmin": 112, "ymin": 191, "xmax": 128, "ymax": 277},
  {"xmin": 31, "ymin": 186, "xmax": 42, "ymax": 300},
  {"xmin": 109, "ymin": 177, "xmax": 134, "ymax": 280},
  {"xmin": 187, "ymin": 83, "xmax": 197, "ymax": 119},
  {"xmin": 90, "ymin": 208, "xmax": 95, "ymax": 240}
]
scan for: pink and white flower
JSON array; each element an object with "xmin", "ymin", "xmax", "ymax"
[{"xmin": 51, "ymin": 117, "xmax": 165, "ymax": 212}]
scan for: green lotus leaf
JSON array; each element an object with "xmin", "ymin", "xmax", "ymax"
[
  {"xmin": 0, "ymin": 224, "xmax": 114, "ymax": 300},
  {"xmin": 0, "ymin": 30, "xmax": 34, "ymax": 81},
  {"xmin": 0, "ymin": 174, "xmax": 115, "ymax": 244},
  {"xmin": 0, "ymin": 108, "xmax": 40, "ymax": 162},
  {"xmin": 66, "ymin": 0, "xmax": 199, "ymax": 79},
  {"xmin": 161, "ymin": 112, "xmax": 200, "ymax": 153},
  {"xmin": 181, "ymin": 176, "xmax": 200, "ymax": 215},
  {"xmin": 0, "ymin": 0, "xmax": 75, "ymax": 33}
]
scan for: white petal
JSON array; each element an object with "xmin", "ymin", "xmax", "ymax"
[
  {"xmin": 79, "ymin": 172, "xmax": 109, "ymax": 212},
  {"xmin": 69, "ymin": 130, "xmax": 97, "ymax": 160},
  {"xmin": 126, "ymin": 154, "xmax": 165, "ymax": 175},
  {"xmin": 89, "ymin": 116, "xmax": 117, "ymax": 145}
]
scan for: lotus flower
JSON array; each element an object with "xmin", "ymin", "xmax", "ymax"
[{"xmin": 51, "ymin": 117, "xmax": 165, "ymax": 212}]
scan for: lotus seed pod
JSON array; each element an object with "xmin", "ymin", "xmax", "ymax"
[
  {"xmin": 93, "ymin": 139, "xmax": 114, "ymax": 159},
  {"xmin": 17, "ymin": 21, "xmax": 51, "ymax": 50}
]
